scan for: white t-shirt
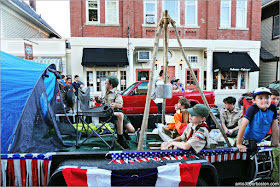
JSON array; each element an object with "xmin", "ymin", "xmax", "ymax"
[{"xmin": 154, "ymin": 77, "xmax": 164, "ymax": 104}]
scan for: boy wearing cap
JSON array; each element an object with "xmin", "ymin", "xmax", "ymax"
[
  {"xmin": 95, "ymin": 76, "xmax": 135, "ymax": 150},
  {"xmin": 237, "ymin": 87, "xmax": 279, "ymax": 152},
  {"xmin": 161, "ymin": 104, "xmax": 210, "ymax": 153}
]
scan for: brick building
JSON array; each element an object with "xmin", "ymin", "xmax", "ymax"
[{"xmin": 69, "ymin": 0, "xmax": 262, "ymax": 107}]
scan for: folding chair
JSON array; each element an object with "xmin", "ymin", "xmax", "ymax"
[
  {"xmin": 75, "ymin": 104, "xmax": 116, "ymax": 149},
  {"xmin": 73, "ymin": 87, "xmax": 118, "ymax": 149}
]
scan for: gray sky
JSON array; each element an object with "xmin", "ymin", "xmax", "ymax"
[{"xmin": 26, "ymin": 0, "xmax": 71, "ymax": 38}]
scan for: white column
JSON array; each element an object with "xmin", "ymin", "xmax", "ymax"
[
  {"xmin": 128, "ymin": 48, "xmax": 134, "ymax": 86},
  {"xmin": 206, "ymin": 50, "xmax": 213, "ymax": 91}
]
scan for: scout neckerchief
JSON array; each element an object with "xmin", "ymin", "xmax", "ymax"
[{"xmin": 186, "ymin": 121, "xmax": 210, "ymax": 141}]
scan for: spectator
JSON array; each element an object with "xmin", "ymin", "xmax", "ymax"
[
  {"xmin": 220, "ymin": 96, "xmax": 242, "ymax": 138},
  {"xmin": 170, "ymin": 76, "xmax": 176, "ymax": 85},
  {"xmin": 72, "ymin": 75, "xmax": 84, "ymax": 96},
  {"xmin": 173, "ymin": 79, "xmax": 185, "ymax": 93},
  {"xmin": 152, "ymin": 70, "xmax": 164, "ymax": 114}
]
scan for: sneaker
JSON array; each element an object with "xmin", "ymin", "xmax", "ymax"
[
  {"xmin": 123, "ymin": 132, "xmax": 132, "ymax": 140},
  {"xmin": 115, "ymin": 139, "xmax": 130, "ymax": 150}
]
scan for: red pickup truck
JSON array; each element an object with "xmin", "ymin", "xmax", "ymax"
[{"xmin": 121, "ymin": 81, "xmax": 215, "ymax": 114}]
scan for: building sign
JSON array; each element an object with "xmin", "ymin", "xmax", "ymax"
[{"xmin": 24, "ymin": 43, "xmax": 33, "ymax": 60}]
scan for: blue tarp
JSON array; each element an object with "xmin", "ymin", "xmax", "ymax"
[{"xmin": 1, "ymin": 51, "xmax": 56, "ymax": 153}]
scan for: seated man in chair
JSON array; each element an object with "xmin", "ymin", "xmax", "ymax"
[{"xmin": 95, "ymin": 76, "xmax": 135, "ymax": 150}]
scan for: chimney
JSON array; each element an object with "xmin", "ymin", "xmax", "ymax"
[{"xmin": 29, "ymin": 0, "xmax": 36, "ymax": 11}]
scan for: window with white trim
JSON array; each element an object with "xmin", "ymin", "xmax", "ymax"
[
  {"xmin": 188, "ymin": 55, "xmax": 198, "ymax": 63},
  {"xmin": 144, "ymin": 1, "xmax": 157, "ymax": 24},
  {"xmin": 220, "ymin": 0, "xmax": 231, "ymax": 28},
  {"xmin": 163, "ymin": 0, "xmax": 179, "ymax": 25},
  {"xmin": 87, "ymin": 0, "xmax": 100, "ymax": 23},
  {"xmin": 185, "ymin": 0, "xmax": 197, "ymax": 26},
  {"xmin": 236, "ymin": 0, "xmax": 247, "ymax": 28},
  {"xmin": 213, "ymin": 71, "xmax": 247, "ymax": 90},
  {"xmin": 105, "ymin": 0, "xmax": 119, "ymax": 24},
  {"xmin": 96, "ymin": 71, "xmax": 117, "ymax": 92},
  {"xmin": 273, "ymin": 15, "xmax": 279, "ymax": 39}
]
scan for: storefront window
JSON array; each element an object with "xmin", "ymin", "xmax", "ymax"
[
  {"xmin": 221, "ymin": 71, "xmax": 238, "ymax": 89},
  {"xmin": 213, "ymin": 71, "xmax": 247, "ymax": 90},
  {"xmin": 96, "ymin": 71, "xmax": 117, "ymax": 92},
  {"xmin": 213, "ymin": 71, "xmax": 218, "ymax": 89},
  {"xmin": 87, "ymin": 71, "xmax": 94, "ymax": 92},
  {"xmin": 120, "ymin": 71, "xmax": 127, "ymax": 91},
  {"xmin": 137, "ymin": 70, "xmax": 150, "ymax": 81},
  {"xmin": 240, "ymin": 71, "xmax": 246, "ymax": 89}
]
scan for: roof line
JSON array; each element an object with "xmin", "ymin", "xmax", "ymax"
[
  {"xmin": 262, "ymin": 0, "xmax": 278, "ymax": 8},
  {"xmin": 8, "ymin": 0, "xmax": 61, "ymax": 38}
]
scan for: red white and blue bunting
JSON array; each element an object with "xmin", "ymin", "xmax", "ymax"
[
  {"xmin": 1, "ymin": 153, "xmax": 53, "ymax": 186},
  {"xmin": 109, "ymin": 148, "xmax": 248, "ymax": 164}
]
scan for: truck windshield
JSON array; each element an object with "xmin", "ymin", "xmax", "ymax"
[{"xmin": 122, "ymin": 82, "xmax": 137, "ymax": 95}]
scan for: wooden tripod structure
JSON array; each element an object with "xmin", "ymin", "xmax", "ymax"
[{"xmin": 137, "ymin": 11, "xmax": 231, "ymax": 151}]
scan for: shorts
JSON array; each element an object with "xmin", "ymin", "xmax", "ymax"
[{"xmin": 110, "ymin": 108, "xmax": 131, "ymax": 126}]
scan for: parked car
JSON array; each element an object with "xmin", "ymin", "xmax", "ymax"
[
  {"xmin": 121, "ymin": 81, "xmax": 215, "ymax": 114},
  {"xmin": 266, "ymin": 81, "xmax": 280, "ymax": 91}
]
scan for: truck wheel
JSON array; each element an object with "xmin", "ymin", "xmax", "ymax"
[{"xmin": 196, "ymin": 176, "xmax": 208, "ymax": 186}]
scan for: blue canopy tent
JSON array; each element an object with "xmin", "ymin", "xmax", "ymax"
[{"xmin": 1, "ymin": 51, "xmax": 67, "ymax": 153}]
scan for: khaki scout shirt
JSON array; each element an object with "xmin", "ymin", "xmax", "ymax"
[
  {"xmin": 220, "ymin": 107, "xmax": 242, "ymax": 129},
  {"xmin": 100, "ymin": 87, "xmax": 123, "ymax": 106},
  {"xmin": 180, "ymin": 123, "xmax": 210, "ymax": 153}
]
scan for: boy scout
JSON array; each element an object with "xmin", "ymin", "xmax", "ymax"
[
  {"xmin": 161, "ymin": 104, "xmax": 210, "ymax": 153},
  {"xmin": 220, "ymin": 96, "xmax": 242, "ymax": 138},
  {"xmin": 95, "ymin": 76, "xmax": 135, "ymax": 150}
]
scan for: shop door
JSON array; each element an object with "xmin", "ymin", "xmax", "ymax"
[
  {"xmin": 185, "ymin": 69, "xmax": 199, "ymax": 91},
  {"xmin": 136, "ymin": 69, "xmax": 150, "ymax": 81},
  {"xmin": 161, "ymin": 66, "xmax": 175, "ymax": 80}
]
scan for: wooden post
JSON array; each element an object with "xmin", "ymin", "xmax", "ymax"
[
  {"xmin": 170, "ymin": 18, "xmax": 232, "ymax": 148},
  {"xmin": 161, "ymin": 10, "xmax": 169, "ymax": 124},
  {"xmin": 137, "ymin": 21, "xmax": 164, "ymax": 151}
]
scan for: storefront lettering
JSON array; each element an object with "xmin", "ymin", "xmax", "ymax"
[{"xmin": 230, "ymin": 68, "xmax": 251, "ymax": 71}]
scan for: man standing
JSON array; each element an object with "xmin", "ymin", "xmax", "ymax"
[
  {"xmin": 95, "ymin": 76, "xmax": 135, "ymax": 150},
  {"xmin": 72, "ymin": 75, "xmax": 84, "ymax": 96},
  {"xmin": 153, "ymin": 70, "xmax": 164, "ymax": 114}
]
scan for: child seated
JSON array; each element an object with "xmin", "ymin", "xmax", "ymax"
[
  {"xmin": 161, "ymin": 104, "xmax": 210, "ymax": 153},
  {"xmin": 167, "ymin": 98, "xmax": 191, "ymax": 135},
  {"xmin": 220, "ymin": 96, "xmax": 242, "ymax": 138},
  {"xmin": 237, "ymin": 87, "xmax": 280, "ymax": 152}
]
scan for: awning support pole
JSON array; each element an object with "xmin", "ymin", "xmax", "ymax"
[
  {"xmin": 137, "ymin": 19, "xmax": 164, "ymax": 151},
  {"xmin": 169, "ymin": 16, "xmax": 232, "ymax": 148}
]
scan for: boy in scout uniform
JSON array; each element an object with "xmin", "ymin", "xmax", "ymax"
[
  {"xmin": 220, "ymin": 96, "xmax": 242, "ymax": 138},
  {"xmin": 161, "ymin": 104, "xmax": 210, "ymax": 153},
  {"xmin": 95, "ymin": 76, "xmax": 135, "ymax": 150}
]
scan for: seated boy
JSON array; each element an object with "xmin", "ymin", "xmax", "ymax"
[
  {"xmin": 95, "ymin": 76, "xmax": 135, "ymax": 150},
  {"xmin": 167, "ymin": 98, "xmax": 191, "ymax": 135},
  {"xmin": 161, "ymin": 104, "xmax": 210, "ymax": 153},
  {"xmin": 220, "ymin": 96, "xmax": 242, "ymax": 138},
  {"xmin": 237, "ymin": 87, "xmax": 280, "ymax": 152}
]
